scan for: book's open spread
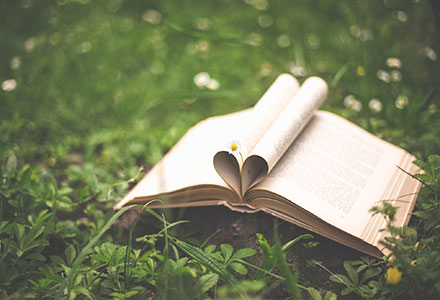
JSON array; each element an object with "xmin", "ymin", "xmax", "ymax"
[{"xmin": 115, "ymin": 74, "xmax": 422, "ymax": 257}]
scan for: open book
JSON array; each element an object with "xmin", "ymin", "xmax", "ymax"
[{"xmin": 114, "ymin": 74, "xmax": 421, "ymax": 257}]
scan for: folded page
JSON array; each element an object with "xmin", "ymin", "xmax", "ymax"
[{"xmin": 241, "ymin": 77, "xmax": 328, "ymax": 193}]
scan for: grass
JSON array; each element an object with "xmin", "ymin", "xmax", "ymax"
[{"xmin": 1, "ymin": 0, "xmax": 440, "ymax": 299}]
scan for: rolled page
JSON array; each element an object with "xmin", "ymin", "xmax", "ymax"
[
  {"xmin": 241, "ymin": 77, "xmax": 328, "ymax": 193},
  {"xmin": 213, "ymin": 74, "xmax": 300, "ymax": 195},
  {"xmin": 234, "ymin": 74, "xmax": 300, "ymax": 157}
]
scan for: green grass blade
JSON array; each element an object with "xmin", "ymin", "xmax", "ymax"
[
  {"xmin": 281, "ymin": 234, "xmax": 314, "ymax": 252},
  {"xmin": 273, "ymin": 221, "xmax": 302, "ymax": 300}
]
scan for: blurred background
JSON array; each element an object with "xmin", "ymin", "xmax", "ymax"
[{"xmin": 1, "ymin": 0, "xmax": 440, "ymax": 207}]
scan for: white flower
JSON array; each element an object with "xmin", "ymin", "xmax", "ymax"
[
  {"xmin": 369, "ymin": 99, "xmax": 383, "ymax": 112},
  {"xmin": 352, "ymin": 99, "xmax": 362, "ymax": 112},
  {"xmin": 25, "ymin": 38, "xmax": 35, "ymax": 51},
  {"xmin": 424, "ymin": 47, "xmax": 437, "ymax": 61},
  {"xmin": 194, "ymin": 72, "xmax": 210, "ymax": 87},
  {"xmin": 344, "ymin": 95, "xmax": 362, "ymax": 111},
  {"xmin": 377, "ymin": 70, "xmax": 391, "ymax": 83},
  {"xmin": 10, "ymin": 57, "xmax": 20, "ymax": 70},
  {"xmin": 194, "ymin": 72, "xmax": 220, "ymax": 90},
  {"xmin": 344, "ymin": 95, "xmax": 355, "ymax": 108},
  {"xmin": 289, "ymin": 64, "xmax": 306, "ymax": 77},
  {"xmin": 227, "ymin": 140, "xmax": 241, "ymax": 155},
  {"xmin": 386, "ymin": 57, "xmax": 402, "ymax": 68},
  {"xmin": 395, "ymin": 95, "xmax": 408, "ymax": 109},
  {"xmin": 396, "ymin": 11, "xmax": 408, "ymax": 22},
  {"xmin": 207, "ymin": 79, "xmax": 219, "ymax": 90},
  {"xmin": 2, "ymin": 79, "xmax": 17, "ymax": 92}
]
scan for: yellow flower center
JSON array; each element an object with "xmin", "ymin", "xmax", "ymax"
[
  {"xmin": 356, "ymin": 66, "xmax": 365, "ymax": 77},
  {"xmin": 230, "ymin": 143, "xmax": 238, "ymax": 151},
  {"xmin": 386, "ymin": 267, "xmax": 402, "ymax": 285}
]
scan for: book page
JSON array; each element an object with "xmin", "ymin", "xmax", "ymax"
[
  {"xmin": 361, "ymin": 155, "xmax": 421, "ymax": 247},
  {"xmin": 114, "ymin": 109, "xmax": 251, "ymax": 209},
  {"xmin": 251, "ymin": 111, "xmax": 420, "ymax": 238},
  {"xmin": 213, "ymin": 74, "xmax": 299, "ymax": 194},
  {"xmin": 231, "ymin": 74, "xmax": 301, "ymax": 157},
  {"xmin": 241, "ymin": 77, "xmax": 328, "ymax": 193}
]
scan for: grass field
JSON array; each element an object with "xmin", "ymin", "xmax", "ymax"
[{"xmin": 1, "ymin": 0, "xmax": 440, "ymax": 299}]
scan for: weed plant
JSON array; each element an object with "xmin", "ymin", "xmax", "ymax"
[{"xmin": 1, "ymin": 0, "xmax": 440, "ymax": 299}]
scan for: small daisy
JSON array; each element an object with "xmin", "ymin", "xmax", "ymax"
[
  {"xmin": 369, "ymin": 99, "xmax": 383, "ymax": 112},
  {"xmin": 227, "ymin": 140, "xmax": 243, "ymax": 162},
  {"xmin": 2, "ymin": 79, "xmax": 17, "ymax": 92},
  {"xmin": 395, "ymin": 95, "xmax": 408, "ymax": 109},
  {"xmin": 377, "ymin": 69, "xmax": 391, "ymax": 83},
  {"xmin": 228, "ymin": 140, "xmax": 241, "ymax": 154},
  {"xmin": 386, "ymin": 57, "xmax": 402, "ymax": 68}
]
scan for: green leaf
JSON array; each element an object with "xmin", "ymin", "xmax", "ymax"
[
  {"xmin": 0, "ymin": 221, "xmax": 10, "ymax": 235},
  {"xmin": 77, "ymin": 185, "xmax": 89, "ymax": 203},
  {"xmin": 220, "ymin": 243, "xmax": 233, "ymax": 263},
  {"xmin": 323, "ymin": 291, "xmax": 338, "ymax": 300},
  {"xmin": 47, "ymin": 183, "xmax": 57, "ymax": 200},
  {"xmin": 33, "ymin": 210, "xmax": 52, "ymax": 227},
  {"xmin": 71, "ymin": 286, "xmax": 94, "ymax": 299},
  {"xmin": 302, "ymin": 241, "xmax": 319, "ymax": 248},
  {"xmin": 22, "ymin": 224, "xmax": 46, "ymax": 252},
  {"xmin": 65, "ymin": 244, "xmax": 76, "ymax": 266},
  {"xmin": 204, "ymin": 244, "xmax": 216, "ymax": 254},
  {"xmin": 210, "ymin": 251, "xmax": 223, "ymax": 262},
  {"xmin": 197, "ymin": 273, "xmax": 219, "ymax": 293},
  {"xmin": 110, "ymin": 290, "xmax": 139, "ymax": 299},
  {"xmin": 230, "ymin": 248, "xmax": 257, "ymax": 261},
  {"xmin": 14, "ymin": 223, "xmax": 25, "ymax": 250},
  {"xmin": 20, "ymin": 166, "xmax": 32, "ymax": 186},
  {"xmin": 360, "ymin": 267, "xmax": 382, "ymax": 284},
  {"xmin": 357, "ymin": 265, "xmax": 367, "ymax": 273},
  {"xmin": 329, "ymin": 274, "xmax": 351, "ymax": 286},
  {"xmin": 256, "ymin": 233, "xmax": 272, "ymax": 257},
  {"xmin": 307, "ymin": 287, "xmax": 322, "ymax": 300},
  {"xmin": 230, "ymin": 262, "xmax": 248, "ymax": 275},
  {"xmin": 254, "ymin": 233, "xmax": 276, "ymax": 281},
  {"xmin": 25, "ymin": 252, "xmax": 46, "ymax": 262},
  {"xmin": 171, "ymin": 238, "xmax": 247, "ymax": 299},
  {"xmin": 343, "ymin": 261, "xmax": 358, "ymax": 286},
  {"xmin": 50, "ymin": 255, "xmax": 65, "ymax": 266},
  {"xmin": 341, "ymin": 287, "xmax": 353, "ymax": 296},
  {"xmin": 98, "ymin": 242, "xmax": 117, "ymax": 263}
]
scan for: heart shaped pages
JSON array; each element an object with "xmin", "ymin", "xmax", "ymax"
[{"xmin": 213, "ymin": 75, "xmax": 328, "ymax": 198}]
